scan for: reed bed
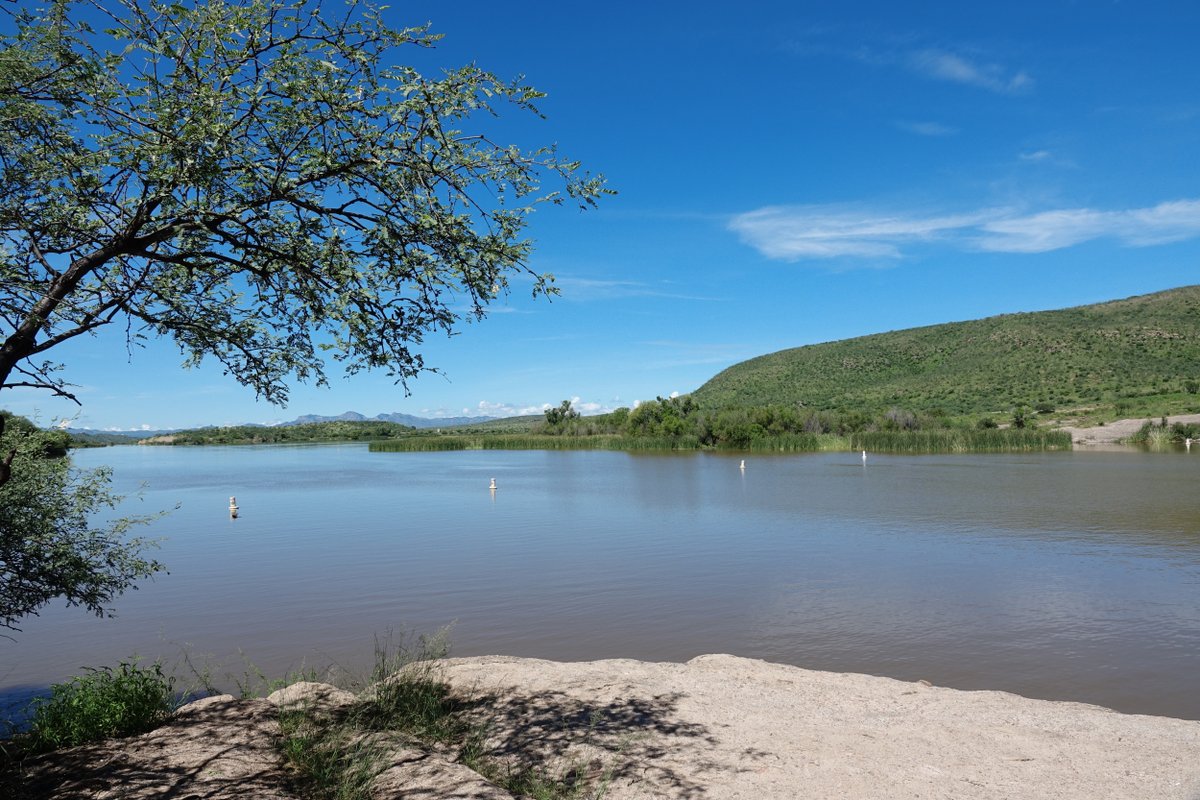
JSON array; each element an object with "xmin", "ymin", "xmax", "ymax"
[
  {"xmin": 1144, "ymin": 426, "xmax": 1175, "ymax": 448},
  {"xmin": 851, "ymin": 428, "xmax": 1072, "ymax": 453},
  {"xmin": 372, "ymin": 430, "xmax": 1071, "ymax": 454},
  {"xmin": 369, "ymin": 437, "xmax": 477, "ymax": 452},
  {"xmin": 746, "ymin": 434, "xmax": 851, "ymax": 452},
  {"xmin": 370, "ymin": 434, "xmax": 702, "ymax": 452}
]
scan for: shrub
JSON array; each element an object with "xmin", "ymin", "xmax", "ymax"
[
  {"xmin": 1172, "ymin": 422, "xmax": 1200, "ymax": 440},
  {"xmin": 24, "ymin": 661, "xmax": 176, "ymax": 752},
  {"xmin": 883, "ymin": 407, "xmax": 918, "ymax": 431}
]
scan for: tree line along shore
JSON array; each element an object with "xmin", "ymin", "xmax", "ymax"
[{"xmin": 64, "ymin": 396, "xmax": 1200, "ymax": 455}]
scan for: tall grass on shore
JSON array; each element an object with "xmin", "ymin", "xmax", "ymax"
[
  {"xmin": 276, "ymin": 631, "xmax": 465, "ymax": 800},
  {"xmin": 851, "ymin": 428, "xmax": 1072, "ymax": 453},
  {"xmin": 372, "ymin": 429, "xmax": 1069, "ymax": 454},
  {"xmin": 746, "ymin": 433, "xmax": 850, "ymax": 452},
  {"xmin": 1128, "ymin": 419, "xmax": 1200, "ymax": 447}
]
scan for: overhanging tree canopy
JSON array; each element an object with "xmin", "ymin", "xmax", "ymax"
[{"xmin": 0, "ymin": 0, "xmax": 608, "ymax": 410}]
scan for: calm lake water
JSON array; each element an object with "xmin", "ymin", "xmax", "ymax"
[{"xmin": 3, "ymin": 445, "xmax": 1199, "ymax": 720}]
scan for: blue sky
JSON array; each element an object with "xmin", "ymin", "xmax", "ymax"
[{"xmin": 6, "ymin": 0, "xmax": 1200, "ymax": 430}]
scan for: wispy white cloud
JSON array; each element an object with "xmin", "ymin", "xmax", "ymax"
[
  {"xmin": 895, "ymin": 120, "xmax": 958, "ymax": 137},
  {"xmin": 728, "ymin": 205, "xmax": 1001, "ymax": 259},
  {"xmin": 908, "ymin": 49, "xmax": 1032, "ymax": 94},
  {"xmin": 730, "ymin": 199, "xmax": 1200, "ymax": 260},
  {"xmin": 1016, "ymin": 149, "xmax": 1077, "ymax": 169},
  {"xmin": 449, "ymin": 302, "xmax": 526, "ymax": 317},
  {"xmin": 783, "ymin": 35, "xmax": 1031, "ymax": 96},
  {"xmin": 637, "ymin": 340, "xmax": 749, "ymax": 369},
  {"xmin": 552, "ymin": 276, "xmax": 714, "ymax": 302},
  {"xmin": 977, "ymin": 200, "xmax": 1200, "ymax": 253}
]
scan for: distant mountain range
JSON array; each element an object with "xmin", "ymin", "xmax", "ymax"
[{"xmin": 66, "ymin": 411, "xmax": 497, "ymax": 439}]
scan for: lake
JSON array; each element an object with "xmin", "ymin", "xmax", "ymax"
[{"xmin": 3, "ymin": 445, "xmax": 1199, "ymax": 720}]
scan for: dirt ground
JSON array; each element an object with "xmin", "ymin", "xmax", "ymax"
[{"xmin": 1055, "ymin": 413, "xmax": 1200, "ymax": 446}]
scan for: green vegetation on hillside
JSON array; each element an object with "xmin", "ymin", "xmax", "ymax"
[
  {"xmin": 693, "ymin": 286, "xmax": 1200, "ymax": 421},
  {"xmin": 144, "ymin": 420, "xmax": 416, "ymax": 446}
]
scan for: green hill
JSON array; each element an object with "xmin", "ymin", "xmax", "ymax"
[{"xmin": 693, "ymin": 286, "xmax": 1200, "ymax": 419}]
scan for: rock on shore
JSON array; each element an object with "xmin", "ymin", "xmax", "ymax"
[{"xmin": 17, "ymin": 654, "xmax": 1200, "ymax": 799}]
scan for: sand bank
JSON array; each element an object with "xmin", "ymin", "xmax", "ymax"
[
  {"xmin": 444, "ymin": 654, "xmax": 1200, "ymax": 799},
  {"xmin": 21, "ymin": 654, "xmax": 1198, "ymax": 799}
]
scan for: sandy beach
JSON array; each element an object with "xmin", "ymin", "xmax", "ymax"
[
  {"xmin": 20, "ymin": 653, "xmax": 1200, "ymax": 799},
  {"xmin": 443, "ymin": 654, "xmax": 1200, "ymax": 800}
]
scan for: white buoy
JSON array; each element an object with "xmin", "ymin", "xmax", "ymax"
[
  {"xmin": 228, "ymin": 495, "xmax": 239, "ymax": 518},
  {"xmin": 739, "ymin": 459, "xmax": 745, "ymax": 470},
  {"xmin": 489, "ymin": 478, "xmax": 497, "ymax": 490},
  {"xmin": 862, "ymin": 450, "xmax": 867, "ymax": 462}
]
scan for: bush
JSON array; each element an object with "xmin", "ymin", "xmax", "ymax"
[{"xmin": 24, "ymin": 661, "xmax": 176, "ymax": 752}]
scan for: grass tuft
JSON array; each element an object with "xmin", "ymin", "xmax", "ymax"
[
  {"xmin": 277, "ymin": 710, "xmax": 384, "ymax": 800},
  {"xmin": 275, "ymin": 629, "xmax": 610, "ymax": 800}
]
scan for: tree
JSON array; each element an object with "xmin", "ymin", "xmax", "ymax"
[
  {"xmin": 0, "ymin": 412, "xmax": 163, "ymax": 631},
  {"xmin": 0, "ymin": 0, "xmax": 605, "ymax": 626},
  {"xmin": 543, "ymin": 398, "xmax": 579, "ymax": 429},
  {"xmin": 0, "ymin": 0, "xmax": 608, "ymax": 414},
  {"xmin": 1011, "ymin": 406, "xmax": 1031, "ymax": 429}
]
